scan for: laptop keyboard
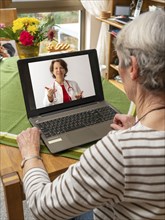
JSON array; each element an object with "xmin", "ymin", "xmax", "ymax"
[{"xmin": 38, "ymin": 106, "xmax": 116, "ymax": 138}]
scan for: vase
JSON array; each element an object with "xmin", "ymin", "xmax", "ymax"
[{"xmin": 16, "ymin": 43, "xmax": 40, "ymax": 59}]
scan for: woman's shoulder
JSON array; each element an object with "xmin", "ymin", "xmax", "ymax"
[
  {"xmin": 66, "ymin": 79, "xmax": 78, "ymax": 85},
  {"xmin": 109, "ymin": 122, "xmax": 165, "ymax": 140},
  {"xmin": 66, "ymin": 79, "xmax": 76, "ymax": 83}
]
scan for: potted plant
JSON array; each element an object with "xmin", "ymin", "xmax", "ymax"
[{"xmin": 0, "ymin": 17, "xmax": 57, "ymax": 58}]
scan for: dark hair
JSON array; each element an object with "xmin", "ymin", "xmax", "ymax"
[
  {"xmin": 2, "ymin": 43, "xmax": 15, "ymax": 57},
  {"xmin": 50, "ymin": 59, "xmax": 68, "ymax": 78}
]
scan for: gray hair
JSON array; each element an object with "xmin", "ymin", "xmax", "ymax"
[{"xmin": 114, "ymin": 10, "xmax": 165, "ymax": 92}]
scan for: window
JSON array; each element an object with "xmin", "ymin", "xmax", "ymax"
[{"xmin": 8, "ymin": 0, "xmax": 85, "ymax": 50}]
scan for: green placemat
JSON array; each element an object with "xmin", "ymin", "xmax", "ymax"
[{"xmin": 0, "ymin": 57, "xmax": 130, "ymax": 159}]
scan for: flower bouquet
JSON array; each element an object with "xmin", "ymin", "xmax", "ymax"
[{"xmin": 0, "ymin": 17, "xmax": 57, "ymax": 58}]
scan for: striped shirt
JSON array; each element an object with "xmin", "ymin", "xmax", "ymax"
[{"xmin": 23, "ymin": 123, "xmax": 165, "ymax": 220}]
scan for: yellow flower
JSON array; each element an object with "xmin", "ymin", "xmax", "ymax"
[
  {"xmin": 12, "ymin": 17, "xmax": 40, "ymax": 33},
  {"xmin": 12, "ymin": 23, "xmax": 24, "ymax": 33},
  {"xmin": 0, "ymin": 16, "xmax": 57, "ymax": 46},
  {"xmin": 27, "ymin": 25, "xmax": 38, "ymax": 34},
  {"xmin": 29, "ymin": 18, "xmax": 40, "ymax": 25},
  {"xmin": 12, "ymin": 18, "xmax": 24, "ymax": 32}
]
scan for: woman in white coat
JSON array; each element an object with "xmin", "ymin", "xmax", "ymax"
[{"xmin": 43, "ymin": 59, "xmax": 83, "ymax": 107}]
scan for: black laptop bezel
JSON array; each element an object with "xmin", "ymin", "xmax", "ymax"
[{"xmin": 17, "ymin": 49, "xmax": 104, "ymax": 118}]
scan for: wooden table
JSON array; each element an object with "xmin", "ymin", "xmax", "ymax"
[{"xmin": 0, "ymin": 144, "xmax": 77, "ymax": 220}]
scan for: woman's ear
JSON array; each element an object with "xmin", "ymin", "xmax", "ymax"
[{"xmin": 130, "ymin": 56, "xmax": 139, "ymax": 80}]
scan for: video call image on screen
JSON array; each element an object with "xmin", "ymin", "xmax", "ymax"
[{"xmin": 28, "ymin": 54, "xmax": 96, "ymax": 109}]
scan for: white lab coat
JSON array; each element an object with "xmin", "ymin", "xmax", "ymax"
[{"xmin": 43, "ymin": 80, "xmax": 81, "ymax": 106}]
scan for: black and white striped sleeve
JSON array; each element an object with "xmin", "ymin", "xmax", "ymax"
[{"xmin": 23, "ymin": 132, "xmax": 125, "ymax": 220}]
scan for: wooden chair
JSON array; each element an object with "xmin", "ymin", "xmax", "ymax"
[{"xmin": 0, "ymin": 8, "xmax": 17, "ymax": 27}]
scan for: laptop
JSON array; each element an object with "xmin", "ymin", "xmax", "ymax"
[
  {"xmin": 115, "ymin": 16, "xmax": 134, "ymax": 24},
  {"xmin": 17, "ymin": 49, "xmax": 118, "ymax": 153}
]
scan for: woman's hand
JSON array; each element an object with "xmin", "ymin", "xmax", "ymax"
[
  {"xmin": 45, "ymin": 86, "xmax": 55, "ymax": 102},
  {"xmin": 75, "ymin": 91, "xmax": 83, "ymax": 99},
  {"xmin": 17, "ymin": 127, "xmax": 41, "ymax": 159},
  {"xmin": 111, "ymin": 114, "xmax": 135, "ymax": 130}
]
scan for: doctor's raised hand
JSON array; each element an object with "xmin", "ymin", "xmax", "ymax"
[
  {"xmin": 75, "ymin": 91, "xmax": 83, "ymax": 99},
  {"xmin": 45, "ymin": 84, "xmax": 56, "ymax": 103},
  {"xmin": 43, "ymin": 59, "xmax": 82, "ymax": 106}
]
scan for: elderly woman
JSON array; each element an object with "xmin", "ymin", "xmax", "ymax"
[
  {"xmin": 43, "ymin": 59, "xmax": 83, "ymax": 106},
  {"xmin": 17, "ymin": 11, "xmax": 165, "ymax": 220}
]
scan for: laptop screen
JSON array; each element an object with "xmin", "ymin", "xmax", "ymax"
[{"xmin": 17, "ymin": 49, "xmax": 104, "ymax": 117}]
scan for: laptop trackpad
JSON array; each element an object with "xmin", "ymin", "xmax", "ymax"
[{"xmin": 69, "ymin": 128, "xmax": 97, "ymax": 145}]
